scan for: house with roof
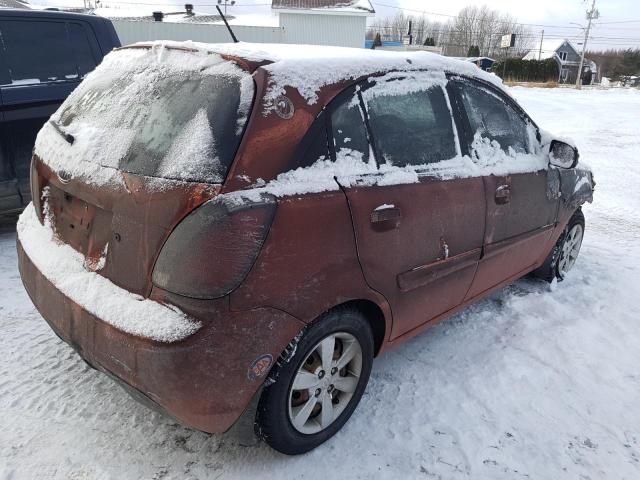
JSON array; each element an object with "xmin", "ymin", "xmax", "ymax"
[{"xmin": 523, "ymin": 38, "xmax": 597, "ymax": 84}]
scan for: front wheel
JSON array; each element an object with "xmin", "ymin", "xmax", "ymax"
[
  {"xmin": 534, "ymin": 209, "xmax": 585, "ymax": 282},
  {"xmin": 255, "ymin": 308, "xmax": 374, "ymax": 455}
]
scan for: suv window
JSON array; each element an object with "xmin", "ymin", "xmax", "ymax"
[
  {"xmin": 0, "ymin": 20, "xmax": 78, "ymax": 85},
  {"xmin": 68, "ymin": 23, "xmax": 98, "ymax": 78},
  {"xmin": 363, "ymin": 80, "xmax": 457, "ymax": 167},
  {"xmin": 454, "ymin": 80, "xmax": 531, "ymax": 154}
]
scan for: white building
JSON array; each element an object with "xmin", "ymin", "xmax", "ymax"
[{"xmin": 104, "ymin": 0, "xmax": 375, "ymax": 49}]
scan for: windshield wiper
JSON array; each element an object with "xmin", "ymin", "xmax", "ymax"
[{"xmin": 49, "ymin": 120, "xmax": 75, "ymax": 145}]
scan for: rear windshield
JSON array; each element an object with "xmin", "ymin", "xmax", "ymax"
[{"xmin": 53, "ymin": 46, "xmax": 255, "ymax": 184}]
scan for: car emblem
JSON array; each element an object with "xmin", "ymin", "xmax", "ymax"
[
  {"xmin": 273, "ymin": 95, "xmax": 295, "ymax": 120},
  {"xmin": 57, "ymin": 170, "xmax": 72, "ymax": 184},
  {"xmin": 247, "ymin": 354, "xmax": 273, "ymax": 381}
]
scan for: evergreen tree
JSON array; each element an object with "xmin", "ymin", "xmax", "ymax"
[
  {"xmin": 467, "ymin": 45, "xmax": 480, "ymax": 57},
  {"xmin": 372, "ymin": 32, "xmax": 382, "ymax": 49}
]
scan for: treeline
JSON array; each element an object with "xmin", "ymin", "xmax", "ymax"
[
  {"xmin": 587, "ymin": 49, "xmax": 640, "ymax": 80},
  {"xmin": 366, "ymin": 5, "xmax": 533, "ymax": 57},
  {"xmin": 491, "ymin": 58, "xmax": 559, "ymax": 82}
]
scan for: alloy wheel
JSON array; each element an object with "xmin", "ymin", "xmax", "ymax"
[
  {"xmin": 287, "ymin": 332, "xmax": 363, "ymax": 435},
  {"xmin": 558, "ymin": 224, "xmax": 584, "ymax": 275}
]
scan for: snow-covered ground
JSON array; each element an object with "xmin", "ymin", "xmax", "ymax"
[{"xmin": 1, "ymin": 87, "xmax": 639, "ymax": 479}]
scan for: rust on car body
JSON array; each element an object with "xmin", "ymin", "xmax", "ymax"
[{"xmin": 18, "ymin": 42, "xmax": 594, "ymax": 437}]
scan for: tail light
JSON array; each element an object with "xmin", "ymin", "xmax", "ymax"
[{"xmin": 152, "ymin": 194, "xmax": 277, "ymax": 299}]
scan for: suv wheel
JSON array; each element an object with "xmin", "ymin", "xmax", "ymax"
[{"xmin": 255, "ymin": 307, "xmax": 374, "ymax": 455}]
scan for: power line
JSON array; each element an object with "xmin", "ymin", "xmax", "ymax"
[{"xmin": 370, "ymin": 1, "xmax": 640, "ymax": 32}]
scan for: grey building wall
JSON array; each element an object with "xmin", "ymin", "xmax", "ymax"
[
  {"xmin": 111, "ymin": 20, "xmax": 285, "ymax": 46},
  {"xmin": 279, "ymin": 12, "xmax": 367, "ymax": 48}
]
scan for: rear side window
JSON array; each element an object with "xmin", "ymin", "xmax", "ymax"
[
  {"xmin": 0, "ymin": 20, "xmax": 78, "ymax": 85},
  {"xmin": 363, "ymin": 80, "xmax": 457, "ymax": 167},
  {"xmin": 454, "ymin": 81, "xmax": 531, "ymax": 154},
  {"xmin": 68, "ymin": 23, "xmax": 98, "ymax": 78},
  {"xmin": 330, "ymin": 90, "xmax": 370, "ymax": 163}
]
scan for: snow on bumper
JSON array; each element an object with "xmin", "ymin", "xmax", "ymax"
[{"xmin": 17, "ymin": 203, "xmax": 201, "ymax": 342}]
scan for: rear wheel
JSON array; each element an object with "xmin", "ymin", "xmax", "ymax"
[
  {"xmin": 255, "ymin": 308, "xmax": 373, "ymax": 455},
  {"xmin": 534, "ymin": 209, "xmax": 585, "ymax": 282}
]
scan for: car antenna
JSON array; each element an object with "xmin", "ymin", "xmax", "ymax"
[{"xmin": 216, "ymin": 5, "xmax": 239, "ymax": 43}]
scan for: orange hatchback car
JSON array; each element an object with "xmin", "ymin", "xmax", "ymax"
[{"xmin": 18, "ymin": 42, "xmax": 594, "ymax": 454}]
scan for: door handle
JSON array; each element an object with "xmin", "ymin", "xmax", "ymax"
[
  {"xmin": 370, "ymin": 205, "xmax": 402, "ymax": 225},
  {"xmin": 495, "ymin": 184, "xmax": 511, "ymax": 205}
]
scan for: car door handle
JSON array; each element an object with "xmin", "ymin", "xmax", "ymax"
[
  {"xmin": 495, "ymin": 184, "xmax": 511, "ymax": 205},
  {"xmin": 370, "ymin": 205, "xmax": 402, "ymax": 225}
]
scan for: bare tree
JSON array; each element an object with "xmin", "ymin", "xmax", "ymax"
[{"xmin": 367, "ymin": 5, "xmax": 532, "ymax": 58}]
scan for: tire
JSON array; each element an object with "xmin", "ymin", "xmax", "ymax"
[
  {"xmin": 255, "ymin": 307, "xmax": 374, "ymax": 455},
  {"xmin": 534, "ymin": 209, "xmax": 585, "ymax": 282}
]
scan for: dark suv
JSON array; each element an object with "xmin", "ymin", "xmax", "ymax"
[{"xmin": 0, "ymin": 8, "xmax": 119, "ymax": 216}]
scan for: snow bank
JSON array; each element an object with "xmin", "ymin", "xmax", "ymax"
[{"xmin": 17, "ymin": 203, "xmax": 201, "ymax": 343}]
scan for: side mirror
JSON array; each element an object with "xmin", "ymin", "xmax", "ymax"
[{"xmin": 549, "ymin": 140, "xmax": 579, "ymax": 169}]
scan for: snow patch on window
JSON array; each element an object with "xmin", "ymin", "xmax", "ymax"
[
  {"xmin": 17, "ymin": 203, "xmax": 201, "ymax": 343},
  {"xmin": 34, "ymin": 45, "xmax": 252, "ymax": 188},
  {"xmin": 157, "ymin": 109, "xmax": 223, "ymax": 183}
]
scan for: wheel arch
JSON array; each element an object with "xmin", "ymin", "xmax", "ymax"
[{"xmin": 328, "ymin": 299, "xmax": 387, "ymax": 357}]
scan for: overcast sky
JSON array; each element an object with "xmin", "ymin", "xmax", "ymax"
[{"xmin": 32, "ymin": 0, "xmax": 640, "ymax": 50}]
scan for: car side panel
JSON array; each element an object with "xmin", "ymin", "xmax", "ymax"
[
  {"xmin": 230, "ymin": 189, "xmax": 393, "ymax": 340},
  {"xmin": 466, "ymin": 171, "xmax": 558, "ymax": 299},
  {"xmin": 344, "ymin": 176, "xmax": 485, "ymax": 339}
]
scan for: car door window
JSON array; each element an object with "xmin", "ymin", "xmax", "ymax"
[
  {"xmin": 0, "ymin": 20, "xmax": 78, "ymax": 85},
  {"xmin": 454, "ymin": 81, "xmax": 531, "ymax": 154},
  {"xmin": 363, "ymin": 80, "xmax": 457, "ymax": 167}
]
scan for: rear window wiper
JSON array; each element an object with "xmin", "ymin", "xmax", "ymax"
[{"xmin": 49, "ymin": 120, "xmax": 75, "ymax": 145}]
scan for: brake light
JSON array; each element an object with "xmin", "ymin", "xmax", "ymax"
[{"xmin": 152, "ymin": 194, "xmax": 277, "ymax": 299}]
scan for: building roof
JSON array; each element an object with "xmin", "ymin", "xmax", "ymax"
[
  {"xmin": 523, "ymin": 39, "xmax": 579, "ymax": 61},
  {"xmin": 94, "ymin": 7, "xmax": 280, "ymax": 26},
  {"xmin": 272, "ymin": 0, "xmax": 374, "ymax": 14},
  {"xmin": 0, "ymin": 0, "xmax": 30, "ymax": 9}
]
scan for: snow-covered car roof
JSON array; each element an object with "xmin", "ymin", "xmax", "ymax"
[{"xmin": 124, "ymin": 41, "xmax": 506, "ymax": 108}]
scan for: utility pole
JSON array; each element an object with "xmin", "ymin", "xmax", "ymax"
[
  {"xmin": 538, "ymin": 30, "xmax": 544, "ymax": 60},
  {"xmin": 576, "ymin": 0, "xmax": 599, "ymax": 89}
]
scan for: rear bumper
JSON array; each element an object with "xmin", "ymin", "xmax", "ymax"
[{"xmin": 17, "ymin": 228, "xmax": 304, "ymax": 433}]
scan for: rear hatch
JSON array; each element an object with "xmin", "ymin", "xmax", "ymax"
[{"xmin": 31, "ymin": 44, "xmax": 256, "ymax": 297}]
